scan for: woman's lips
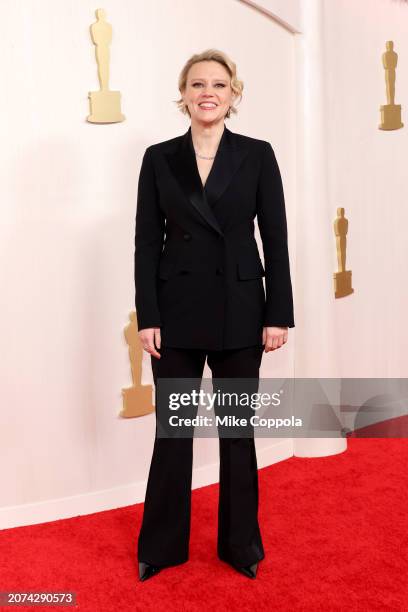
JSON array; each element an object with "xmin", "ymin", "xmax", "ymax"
[{"xmin": 198, "ymin": 103, "xmax": 217, "ymax": 110}]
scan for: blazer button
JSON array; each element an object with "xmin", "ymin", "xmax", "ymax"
[
  {"xmin": 216, "ymin": 267, "xmax": 224, "ymax": 275},
  {"xmin": 183, "ymin": 233, "xmax": 191, "ymax": 241}
]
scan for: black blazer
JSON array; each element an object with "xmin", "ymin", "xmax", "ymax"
[{"xmin": 134, "ymin": 123, "xmax": 294, "ymax": 351}]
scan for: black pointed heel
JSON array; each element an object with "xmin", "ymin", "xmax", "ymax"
[
  {"xmin": 138, "ymin": 561, "xmax": 162, "ymax": 582},
  {"xmin": 231, "ymin": 561, "xmax": 258, "ymax": 579}
]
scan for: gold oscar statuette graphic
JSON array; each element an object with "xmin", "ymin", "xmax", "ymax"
[
  {"xmin": 87, "ymin": 8, "xmax": 125, "ymax": 124},
  {"xmin": 333, "ymin": 207, "xmax": 354, "ymax": 299},
  {"xmin": 120, "ymin": 312, "xmax": 155, "ymax": 418},
  {"xmin": 379, "ymin": 41, "xmax": 403, "ymax": 130}
]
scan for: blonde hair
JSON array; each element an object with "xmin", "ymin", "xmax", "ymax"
[{"xmin": 175, "ymin": 49, "xmax": 243, "ymax": 119}]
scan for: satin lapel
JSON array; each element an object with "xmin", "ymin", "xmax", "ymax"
[
  {"xmin": 164, "ymin": 125, "xmax": 248, "ymax": 236},
  {"xmin": 204, "ymin": 126, "xmax": 248, "ymax": 211}
]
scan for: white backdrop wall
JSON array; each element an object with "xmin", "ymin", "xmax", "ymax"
[
  {"xmin": 323, "ymin": 0, "xmax": 408, "ymax": 378},
  {"xmin": 0, "ymin": 0, "xmax": 297, "ymax": 528}
]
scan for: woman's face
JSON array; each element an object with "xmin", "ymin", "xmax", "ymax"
[{"xmin": 182, "ymin": 60, "xmax": 234, "ymax": 125}]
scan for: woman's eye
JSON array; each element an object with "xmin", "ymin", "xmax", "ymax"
[{"xmin": 192, "ymin": 83, "xmax": 225, "ymax": 88}]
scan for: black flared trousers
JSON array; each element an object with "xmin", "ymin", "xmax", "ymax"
[{"xmin": 137, "ymin": 344, "xmax": 265, "ymax": 567}]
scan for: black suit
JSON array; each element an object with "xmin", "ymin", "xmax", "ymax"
[
  {"xmin": 134, "ymin": 124, "xmax": 295, "ymax": 569},
  {"xmin": 134, "ymin": 123, "xmax": 294, "ymax": 351}
]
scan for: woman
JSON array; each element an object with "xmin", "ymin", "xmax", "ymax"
[{"xmin": 134, "ymin": 49, "xmax": 294, "ymax": 581}]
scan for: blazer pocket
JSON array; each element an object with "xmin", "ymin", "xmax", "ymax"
[
  {"xmin": 158, "ymin": 258, "xmax": 192, "ymax": 280},
  {"xmin": 237, "ymin": 253, "xmax": 265, "ymax": 280}
]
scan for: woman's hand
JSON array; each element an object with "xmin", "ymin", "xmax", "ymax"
[
  {"xmin": 262, "ymin": 326, "xmax": 288, "ymax": 352},
  {"xmin": 138, "ymin": 327, "xmax": 161, "ymax": 358}
]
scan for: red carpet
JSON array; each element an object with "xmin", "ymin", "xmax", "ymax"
[{"xmin": 1, "ymin": 439, "xmax": 407, "ymax": 611}]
